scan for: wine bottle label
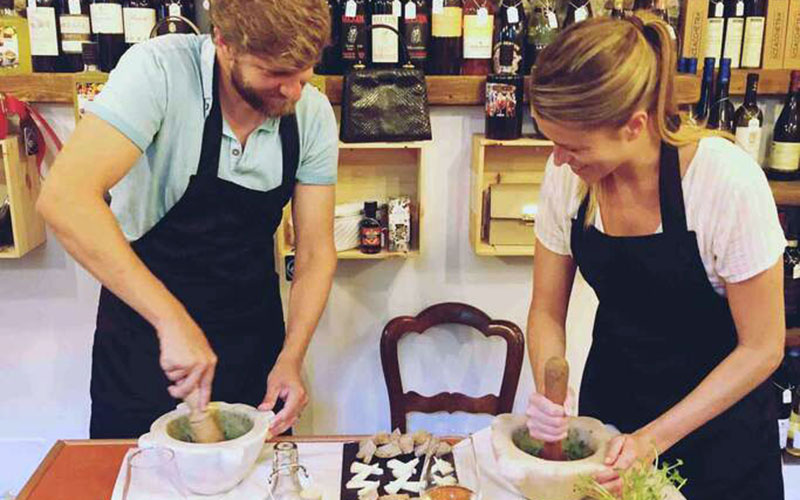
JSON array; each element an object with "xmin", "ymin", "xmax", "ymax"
[
  {"xmin": 432, "ymin": 7, "xmax": 462, "ymax": 37},
  {"xmin": 169, "ymin": 3, "xmax": 181, "ymax": 17},
  {"xmin": 393, "ymin": 0, "xmax": 401, "ymax": 17},
  {"xmin": 770, "ymin": 141, "xmax": 800, "ymax": 172},
  {"xmin": 507, "ymin": 6, "xmax": 519, "ymax": 24},
  {"xmin": 575, "ymin": 6, "xmax": 588, "ymax": 22},
  {"xmin": 404, "ymin": 2, "xmax": 416, "ymax": 19},
  {"xmin": 463, "ymin": 13, "xmax": 493, "ymax": 59},
  {"xmin": 361, "ymin": 226, "xmax": 382, "ymax": 248},
  {"xmin": 371, "ymin": 14, "xmax": 399, "ymax": 63},
  {"xmin": 547, "ymin": 10, "xmax": 558, "ymax": 28},
  {"xmin": 123, "ymin": 7, "xmax": 156, "ymax": 44},
  {"xmin": 404, "ymin": 15, "xmax": 428, "ymax": 60},
  {"xmin": 345, "ymin": 0, "xmax": 357, "ymax": 17},
  {"xmin": 27, "ymin": 6, "xmax": 59, "ymax": 57},
  {"xmin": 90, "ymin": 3, "xmax": 124, "ymax": 34},
  {"xmin": 735, "ymin": 122, "xmax": 762, "ymax": 160},
  {"xmin": 741, "ymin": 17, "xmax": 765, "ymax": 68},
  {"xmin": 780, "ymin": 418, "xmax": 790, "ymax": 449},
  {"xmin": 706, "ymin": 18, "xmax": 724, "ymax": 64},
  {"xmin": 486, "ymin": 82, "xmax": 518, "ymax": 118},
  {"xmin": 723, "ymin": 17, "xmax": 745, "ymax": 68},
  {"xmin": 341, "ymin": 16, "xmax": 365, "ymax": 60},
  {"xmin": 68, "ymin": 0, "xmax": 81, "ymax": 15},
  {"xmin": 60, "ymin": 15, "xmax": 91, "ymax": 54}
]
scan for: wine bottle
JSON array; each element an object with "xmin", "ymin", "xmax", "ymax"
[
  {"xmin": 722, "ymin": 0, "xmax": 745, "ymax": 69},
  {"xmin": 734, "ymin": 73, "xmax": 764, "ymax": 161},
  {"xmin": 28, "ymin": 0, "xmax": 63, "ymax": 72},
  {"xmin": 706, "ymin": 0, "xmax": 725, "ymax": 66},
  {"xmin": 563, "ymin": 0, "xmax": 591, "ymax": 27},
  {"xmin": 632, "ymin": 0, "xmax": 653, "ymax": 15},
  {"xmin": 707, "ymin": 57, "xmax": 734, "ymax": 132},
  {"xmin": 341, "ymin": 0, "xmax": 368, "ymax": 68},
  {"xmin": 525, "ymin": 2, "xmax": 558, "ymax": 74},
  {"xmin": 610, "ymin": 0, "xmax": 624, "ymax": 19},
  {"xmin": 461, "ymin": 0, "xmax": 494, "ymax": 75},
  {"xmin": 492, "ymin": 0, "xmax": 526, "ymax": 75},
  {"xmin": 485, "ymin": 72, "xmax": 524, "ymax": 139},
  {"xmin": 766, "ymin": 71, "xmax": 800, "ymax": 180},
  {"xmin": 429, "ymin": 0, "xmax": 462, "ymax": 74},
  {"xmin": 90, "ymin": 0, "xmax": 125, "ymax": 71},
  {"xmin": 693, "ymin": 57, "xmax": 715, "ymax": 124},
  {"xmin": 316, "ymin": 0, "xmax": 342, "ymax": 74},
  {"xmin": 402, "ymin": 0, "xmax": 429, "ymax": 69},
  {"xmin": 740, "ymin": 0, "xmax": 765, "ymax": 68},
  {"xmin": 58, "ymin": 0, "xmax": 90, "ymax": 72},
  {"xmin": 370, "ymin": 0, "xmax": 400, "ymax": 66},
  {"xmin": 155, "ymin": 0, "xmax": 197, "ymax": 35},
  {"xmin": 123, "ymin": 0, "xmax": 155, "ymax": 48}
]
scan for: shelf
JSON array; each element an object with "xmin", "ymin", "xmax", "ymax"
[
  {"xmin": 474, "ymin": 242, "xmax": 534, "ymax": 257},
  {"xmin": 282, "ymin": 249, "xmax": 420, "ymax": 260},
  {"xmin": 788, "ymin": 328, "xmax": 800, "ymax": 348},
  {"xmin": 4, "ymin": 73, "xmax": 700, "ymax": 106},
  {"xmin": 771, "ymin": 181, "xmax": 800, "ymax": 206}
]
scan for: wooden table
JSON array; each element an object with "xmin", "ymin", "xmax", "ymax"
[{"xmin": 16, "ymin": 436, "xmax": 363, "ymax": 500}]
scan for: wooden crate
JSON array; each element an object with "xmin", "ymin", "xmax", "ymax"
[
  {"xmin": 276, "ymin": 142, "xmax": 426, "ymax": 266},
  {"xmin": 470, "ymin": 135, "xmax": 553, "ymax": 257},
  {"xmin": 0, "ymin": 135, "xmax": 46, "ymax": 258}
]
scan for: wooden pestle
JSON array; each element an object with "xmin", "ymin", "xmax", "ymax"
[
  {"xmin": 541, "ymin": 356, "xmax": 569, "ymax": 461},
  {"xmin": 184, "ymin": 389, "xmax": 225, "ymax": 443}
]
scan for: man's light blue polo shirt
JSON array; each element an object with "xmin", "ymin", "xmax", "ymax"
[{"xmin": 88, "ymin": 34, "xmax": 338, "ymax": 241}]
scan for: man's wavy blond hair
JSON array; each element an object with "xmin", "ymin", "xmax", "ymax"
[{"xmin": 209, "ymin": 0, "xmax": 330, "ymax": 71}]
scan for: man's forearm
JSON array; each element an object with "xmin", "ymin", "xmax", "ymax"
[{"xmin": 281, "ymin": 247, "xmax": 337, "ymax": 361}]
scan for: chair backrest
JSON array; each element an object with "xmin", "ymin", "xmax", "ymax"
[{"xmin": 380, "ymin": 302, "xmax": 525, "ymax": 433}]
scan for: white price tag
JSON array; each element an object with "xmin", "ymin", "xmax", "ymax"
[
  {"xmin": 345, "ymin": 0, "xmax": 357, "ymax": 17},
  {"xmin": 433, "ymin": 0, "xmax": 444, "ymax": 14},
  {"xmin": 507, "ymin": 5, "xmax": 519, "ymax": 24},
  {"xmin": 794, "ymin": 263, "xmax": 800, "ymax": 279},
  {"xmin": 405, "ymin": 1, "xmax": 416, "ymax": 19},
  {"xmin": 203, "ymin": 0, "xmax": 209, "ymax": 10},
  {"xmin": 69, "ymin": 0, "xmax": 81, "ymax": 15},
  {"xmin": 547, "ymin": 10, "xmax": 558, "ymax": 29},
  {"xmin": 784, "ymin": 389, "xmax": 792, "ymax": 405},
  {"xmin": 169, "ymin": 3, "xmax": 181, "ymax": 17},
  {"xmin": 477, "ymin": 7, "xmax": 488, "ymax": 25},
  {"xmin": 575, "ymin": 6, "xmax": 588, "ymax": 22},
  {"xmin": 736, "ymin": 0, "xmax": 744, "ymax": 16},
  {"xmin": 393, "ymin": 0, "xmax": 402, "ymax": 17},
  {"xmin": 715, "ymin": 1, "xmax": 724, "ymax": 17}
]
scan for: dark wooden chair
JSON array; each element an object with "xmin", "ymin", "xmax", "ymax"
[{"xmin": 380, "ymin": 302, "xmax": 525, "ymax": 433}]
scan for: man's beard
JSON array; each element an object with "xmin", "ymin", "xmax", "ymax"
[{"xmin": 230, "ymin": 61, "xmax": 297, "ymax": 117}]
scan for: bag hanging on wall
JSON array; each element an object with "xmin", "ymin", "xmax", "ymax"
[{"xmin": 340, "ymin": 23, "xmax": 432, "ymax": 143}]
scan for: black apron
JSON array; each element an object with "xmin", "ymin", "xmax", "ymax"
[
  {"xmin": 90, "ymin": 60, "xmax": 299, "ymax": 438},
  {"xmin": 572, "ymin": 143, "xmax": 784, "ymax": 500}
]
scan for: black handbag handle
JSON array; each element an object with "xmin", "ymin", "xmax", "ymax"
[{"xmin": 353, "ymin": 23, "xmax": 415, "ymax": 68}]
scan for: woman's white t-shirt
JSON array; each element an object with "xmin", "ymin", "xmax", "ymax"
[{"xmin": 534, "ymin": 137, "xmax": 786, "ymax": 296}]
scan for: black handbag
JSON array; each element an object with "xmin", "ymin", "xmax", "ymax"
[{"xmin": 340, "ymin": 24, "xmax": 432, "ymax": 143}]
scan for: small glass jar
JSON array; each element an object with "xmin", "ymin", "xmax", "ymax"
[{"xmin": 268, "ymin": 442, "xmax": 321, "ymax": 500}]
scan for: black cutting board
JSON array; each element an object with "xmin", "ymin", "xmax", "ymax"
[{"xmin": 339, "ymin": 441, "xmax": 458, "ymax": 499}]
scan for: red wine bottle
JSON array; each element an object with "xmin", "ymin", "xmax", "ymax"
[
  {"xmin": 341, "ymin": 0, "xmax": 368, "ymax": 68},
  {"xmin": 766, "ymin": 71, "xmax": 800, "ymax": 180},
  {"xmin": 734, "ymin": 73, "xmax": 764, "ymax": 160},
  {"xmin": 461, "ymin": 0, "xmax": 494, "ymax": 75},
  {"xmin": 693, "ymin": 57, "xmax": 715, "ymax": 124},
  {"xmin": 316, "ymin": 0, "xmax": 343, "ymax": 74},
  {"xmin": 123, "ymin": 0, "xmax": 156, "ymax": 49},
  {"xmin": 90, "ymin": 0, "xmax": 125, "ymax": 71},
  {"xmin": 402, "ymin": 0, "xmax": 429, "ymax": 69},
  {"xmin": 28, "ymin": 0, "xmax": 64, "ymax": 72},
  {"xmin": 722, "ymin": 0, "xmax": 745, "ymax": 69},
  {"xmin": 370, "ymin": 0, "xmax": 400, "ymax": 66},
  {"xmin": 707, "ymin": 57, "xmax": 735, "ymax": 132},
  {"xmin": 740, "ymin": 0, "xmax": 765, "ymax": 68},
  {"xmin": 492, "ymin": 0, "xmax": 525, "ymax": 75},
  {"xmin": 429, "ymin": 0, "xmax": 462, "ymax": 74},
  {"xmin": 706, "ymin": 0, "xmax": 725, "ymax": 66},
  {"xmin": 58, "ymin": 0, "xmax": 91, "ymax": 72}
]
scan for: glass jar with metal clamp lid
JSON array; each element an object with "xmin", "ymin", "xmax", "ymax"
[{"xmin": 267, "ymin": 442, "xmax": 321, "ymax": 500}]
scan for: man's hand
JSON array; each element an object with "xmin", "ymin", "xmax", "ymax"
[
  {"xmin": 157, "ymin": 310, "xmax": 218, "ymax": 409},
  {"xmin": 259, "ymin": 353, "xmax": 308, "ymax": 435}
]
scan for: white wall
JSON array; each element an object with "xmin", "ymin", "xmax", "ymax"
[{"xmin": 0, "ymin": 105, "xmax": 599, "ymax": 495}]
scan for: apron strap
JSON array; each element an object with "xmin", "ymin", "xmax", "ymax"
[
  {"xmin": 278, "ymin": 114, "xmax": 300, "ymax": 197},
  {"xmin": 196, "ymin": 58, "xmax": 224, "ymax": 179},
  {"xmin": 658, "ymin": 141, "xmax": 688, "ymax": 234}
]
